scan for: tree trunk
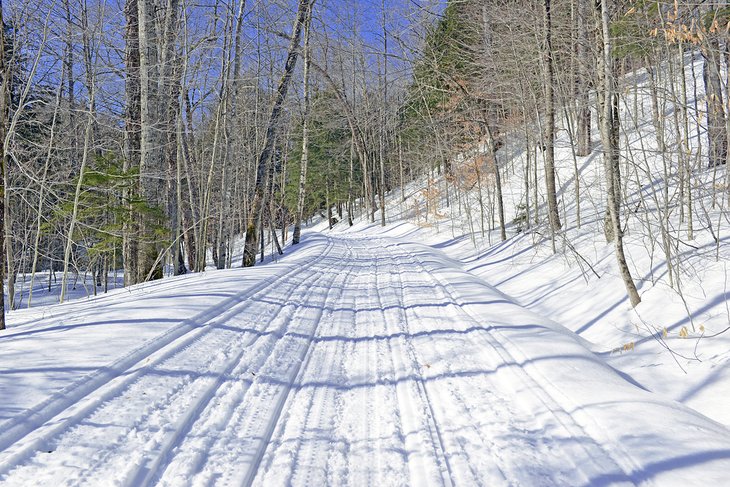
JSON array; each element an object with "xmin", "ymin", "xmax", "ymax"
[
  {"xmin": 543, "ymin": 0, "xmax": 562, "ymax": 233},
  {"xmin": 181, "ymin": 90, "xmax": 200, "ymax": 271},
  {"xmin": 293, "ymin": 1, "xmax": 313, "ymax": 245},
  {"xmin": 1, "ymin": 21, "xmax": 12, "ymax": 312},
  {"xmin": 137, "ymin": 0, "xmax": 163, "ymax": 281},
  {"xmin": 597, "ymin": 0, "xmax": 640, "ymax": 308},
  {"xmin": 161, "ymin": 0, "xmax": 185, "ymax": 275},
  {"xmin": 644, "ymin": 59, "xmax": 665, "ymax": 153},
  {"xmin": 575, "ymin": 0, "xmax": 591, "ymax": 156},
  {"xmin": 482, "ymin": 119, "xmax": 506, "ymax": 241},
  {"xmin": 347, "ymin": 137, "xmax": 355, "ymax": 226},
  {"xmin": 702, "ymin": 39, "xmax": 728, "ymax": 168},
  {"xmin": 243, "ymin": 0, "xmax": 310, "ymax": 267},
  {"xmin": 378, "ymin": 0, "xmax": 388, "ymax": 227},
  {"xmin": 123, "ymin": 0, "xmax": 141, "ymax": 286},
  {"xmin": 0, "ymin": 2, "xmax": 7, "ymax": 329}
]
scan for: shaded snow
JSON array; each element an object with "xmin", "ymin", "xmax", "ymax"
[
  {"xmin": 2, "ymin": 233, "xmax": 730, "ymax": 485},
  {"xmin": 1, "ymin": 52, "xmax": 729, "ymax": 486}
]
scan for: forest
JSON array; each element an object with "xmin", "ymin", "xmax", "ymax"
[
  {"xmin": 0, "ymin": 0, "xmax": 728, "ymax": 330},
  {"xmin": 3, "ymin": 1, "xmax": 730, "ymax": 484}
]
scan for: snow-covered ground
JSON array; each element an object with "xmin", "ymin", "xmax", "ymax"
[
  {"xmin": 361, "ymin": 52, "xmax": 730, "ymax": 430},
  {"xmin": 2, "ymin": 53, "xmax": 730, "ymax": 485},
  {"xmin": 2, "ymin": 232, "xmax": 730, "ymax": 486}
]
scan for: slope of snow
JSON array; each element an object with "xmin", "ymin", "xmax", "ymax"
[
  {"xmin": 2, "ymin": 233, "xmax": 730, "ymax": 486},
  {"xmin": 358, "ymin": 51, "xmax": 730, "ymax": 428},
  {"xmin": 1, "ymin": 51, "xmax": 729, "ymax": 486}
]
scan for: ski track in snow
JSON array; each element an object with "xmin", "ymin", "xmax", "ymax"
[{"xmin": 2, "ymin": 233, "xmax": 730, "ymax": 486}]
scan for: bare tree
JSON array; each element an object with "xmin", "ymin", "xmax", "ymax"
[
  {"xmin": 702, "ymin": 37, "xmax": 728, "ymax": 168},
  {"xmin": 574, "ymin": 0, "xmax": 591, "ymax": 157},
  {"xmin": 542, "ymin": 0, "xmax": 562, "ymax": 236},
  {"xmin": 137, "ymin": 0, "xmax": 158, "ymax": 280},
  {"xmin": 292, "ymin": 0, "xmax": 314, "ymax": 245},
  {"xmin": 596, "ymin": 0, "xmax": 640, "ymax": 308},
  {"xmin": 243, "ymin": 0, "xmax": 310, "ymax": 267},
  {"xmin": 378, "ymin": 0, "xmax": 388, "ymax": 227},
  {"xmin": 0, "ymin": 0, "xmax": 7, "ymax": 330},
  {"xmin": 124, "ymin": 0, "xmax": 141, "ymax": 285}
]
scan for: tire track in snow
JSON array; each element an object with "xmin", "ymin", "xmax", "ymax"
[
  {"xmin": 359, "ymin": 259, "xmax": 378, "ymax": 487},
  {"xmin": 399, "ymin": 240, "xmax": 638, "ymax": 485},
  {"xmin": 123, "ymin": 263, "xmax": 338, "ymax": 487},
  {"xmin": 374, "ymin": 248, "xmax": 452, "ymax": 486},
  {"xmin": 366, "ymin": 245, "xmax": 412, "ymax": 486},
  {"xmin": 237, "ymin": 247, "xmax": 348, "ymax": 485},
  {"xmin": 0, "ymin": 241, "xmax": 330, "ymax": 462},
  {"xmin": 0, "ymin": 233, "xmax": 662, "ymax": 485},
  {"xmin": 375, "ymin": 245, "xmax": 455, "ymax": 487},
  {"xmin": 254, "ymin": 238, "xmax": 412, "ymax": 486},
  {"xmin": 336, "ymin": 250, "xmax": 380, "ymax": 486},
  {"xmin": 393, "ymin": 243, "xmax": 581, "ymax": 485},
  {"xmin": 250, "ymin": 240, "xmax": 356, "ymax": 486},
  {"xmin": 320, "ymin": 238, "xmax": 365, "ymax": 486},
  {"xmin": 287, "ymin": 239, "xmax": 359, "ymax": 487},
  {"xmin": 0, "ymin": 240, "xmax": 335, "ymax": 485},
  {"xmin": 153, "ymin": 261, "xmax": 338, "ymax": 487},
  {"xmin": 312, "ymin": 242, "xmax": 382, "ymax": 487},
  {"xmin": 384, "ymin": 245, "xmax": 499, "ymax": 486},
  {"xmin": 346, "ymin": 240, "xmax": 416, "ymax": 486},
  {"xmin": 187, "ymin": 237, "xmax": 349, "ymax": 486}
]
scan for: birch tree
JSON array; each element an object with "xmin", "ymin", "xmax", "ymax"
[
  {"xmin": 292, "ymin": 0, "xmax": 314, "ymax": 245},
  {"xmin": 597, "ymin": 0, "xmax": 641, "ymax": 308}
]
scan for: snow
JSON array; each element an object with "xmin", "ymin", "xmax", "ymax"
[
  {"xmin": 2, "ymin": 53, "xmax": 730, "ymax": 485},
  {"xmin": 366, "ymin": 52, "xmax": 730, "ymax": 429},
  {"xmin": 2, "ymin": 230, "xmax": 730, "ymax": 485}
]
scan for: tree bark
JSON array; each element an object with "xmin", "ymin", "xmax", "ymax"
[
  {"xmin": 137, "ymin": 0, "xmax": 164, "ymax": 281},
  {"xmin": 482, "ymin": 119, "xmax": 506, "ymax": 241},
  {"xmin": 543, "ymin": 0, "xmax": 562, "ymax": 233},
  {"xmin": 161, "ymin": 0, "xmax": 185, "ymax": 275},
  {"xmin": 597, "ymin": 0, "xmax": 640, "ymax": 308},
  {"xmin": 575, "ymin": 0, "xmax": 591, "ymax": 156},
  {"xmin": 123, "ymin": 0, "xmax": 141, "ymax": 286},
  {"xmin": 378, "ymin": 0, "xmax": 388, "ymax": 227},
  {"xmin": 243, "ymin": 0, "xmax": 310, "ymax": 266},
  {"xmin": 702, "ymin": 39, "xmax": 728, "ymax": 168},
  {"xmin": 1, "ymin": 17, "xmax": 12, "ymax": 312},
  {"xmin": 0, "ymin": 2, "xmax": 7, "ymax": 330},
  {"xmin": 292, "ymin": 1, "xmax": 313, "ymax": 245}
]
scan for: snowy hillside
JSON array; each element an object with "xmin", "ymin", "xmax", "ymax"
[
  {"xmin": 2, "ymin": 231, "xmax": 730, "ymax": 485},
  {"xmin": 2, "ymin": 42, "xmax": 730, "ymax": 487},
  {"xmin": 349, "ymin": 52, "xmax": 730, "ymax": 427},
  {"xmin": 5, "ymin": 0, "xmax": 730, "ymax": 483}
]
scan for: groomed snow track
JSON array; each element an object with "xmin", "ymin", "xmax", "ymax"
[{"xmin": 1, "ymin": 233, "xmax": 730, "ymax": 486}]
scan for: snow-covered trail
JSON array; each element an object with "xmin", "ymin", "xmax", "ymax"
[{"xmin": 1, "ymin": 233, "xmax": 730, "ymax": 486}]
